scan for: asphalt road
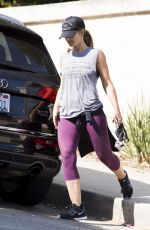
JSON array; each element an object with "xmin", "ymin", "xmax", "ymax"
[{"xmin": 0, "ymin": 200, "xmax": 128, "ymax": 230}]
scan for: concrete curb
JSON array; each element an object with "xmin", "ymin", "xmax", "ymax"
[
  {"xmin": 113, "ymin": 197, "xmax": 150, "ymax": 229},
  {"xmin": 45, "ymin": 183, "xmax": 150, "ymax": 229},
  {"xmin": 43, "ymin": 157, "xmax": 150, "ymax": 229}
]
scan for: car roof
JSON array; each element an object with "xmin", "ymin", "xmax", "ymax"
[
  {"xmin": 0, "ymin": 14, "xmax": 41, "ymax": 39},
  {"xmin": 0, "ymin": 14, "xmax": 25, "ymax": 27}
]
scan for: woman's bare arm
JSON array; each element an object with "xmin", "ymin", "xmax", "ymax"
[{"xmin": 96, "ymin": 50, "xmax": 122, "ymax": 125}]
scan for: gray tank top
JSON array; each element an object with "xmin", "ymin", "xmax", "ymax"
[{"xmin": 59, "ymin": 47, "xmax": 103, "ymax": 118}]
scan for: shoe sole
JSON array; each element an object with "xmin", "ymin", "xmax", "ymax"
[
  {"xmin": 74, "ymin": 216, "xmax": 87, "ymax": 221},
  {"xmin": 57, "ymin": 215, "xmax": 87, "ymax": 221}
]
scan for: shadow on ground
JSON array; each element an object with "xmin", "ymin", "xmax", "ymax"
[{"xmin": 44, "ymin": 166, "xmax": 150, "ymax": 224}]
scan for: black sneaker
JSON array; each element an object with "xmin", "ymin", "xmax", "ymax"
[
  {"xmin": 118, "ymin": 171, "xmax": 133, "ymax": 199},
  {"xmin": 58, "ymin": 204, "xmax": 87, "ymax": 221}
]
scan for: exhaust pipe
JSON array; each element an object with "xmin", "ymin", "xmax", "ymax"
[{"xmin": 28, "ymin": 163, "xmax": 43, "ymax": 176}]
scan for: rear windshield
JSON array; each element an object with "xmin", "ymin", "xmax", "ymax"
[{"xmin": 0, "ymin": 30, "xmax": 57, "ymax": 75}]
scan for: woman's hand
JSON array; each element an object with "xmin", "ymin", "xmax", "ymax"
[
  {"xmin": 112, "ymin": 110, "xmax": 122, "ymax": 126},
  {"xmin": 53, "ymin": 110, "xmax": 60, "ymax": 129}
]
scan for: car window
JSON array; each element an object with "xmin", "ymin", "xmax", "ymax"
[
  {"xmin": 0, "ymin": 31, "xmax": 56, "ymax": 75},
  {"xmin": 0, "ymin": 32, "xmax": 12, "ymax": 62}
]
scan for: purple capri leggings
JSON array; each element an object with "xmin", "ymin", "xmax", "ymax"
[{"xmin": 58, "ymin": 111, "xmax": 120, "ymax": 180}]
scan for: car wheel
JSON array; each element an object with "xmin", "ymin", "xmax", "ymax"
[{"xmin": 0, "ymin": 174, "xmax": 53, "ymax": 205}]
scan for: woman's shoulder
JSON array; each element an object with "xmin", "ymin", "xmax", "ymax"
[
  {"xmin": 92, "ymin": 48, "xmax": 103, "ymax": 53},
  {"xmin": 89, "ymin": 47, "xmax": 101, "ymax": 54},
  {"xmin": 60, "ymin": 50, "xmax": 72, "ymax": 58},
  {"xmin": 60, "ymin": 50, "xmax": 72, "ymax": 67},
  {"xmin": 92, "ymin": 48, "xmax": 106, "ymax": 59},
  {"xmin": 88, "ymin": 48, "xmax": 102, "ymax": 58}
]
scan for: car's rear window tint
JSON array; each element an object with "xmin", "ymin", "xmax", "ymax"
[{"xmin": 0, "ymin": 31, "xmax": 57, "ymax": 76}]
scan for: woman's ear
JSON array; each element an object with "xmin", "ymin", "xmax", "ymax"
[{"xmin": 80, "ymin": 29, "xmax": 85, "ymax": 36}]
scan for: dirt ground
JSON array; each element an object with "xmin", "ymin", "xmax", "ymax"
[{"xmin": 83, "ymin": 151, "xmax": 150, "ymax": 173}]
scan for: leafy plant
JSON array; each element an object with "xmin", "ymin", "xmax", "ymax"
[
  {"xmin": 124, "ymin": 97, "xmax": 150, "ymax": 164},
  {"xmin": 0, "ymin": 0, "xmax": 78, "ymax": 7}
]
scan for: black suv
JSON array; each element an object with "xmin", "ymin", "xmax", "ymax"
[{"xmin": 0, "ymin": 14, "xmax": 61, "ymax": 205}]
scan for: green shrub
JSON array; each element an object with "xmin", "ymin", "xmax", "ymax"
[
  {"xmin": 124, "ymin": 97, "xmax": 150, "ymax": 164},
  {"xmin": 0, "ymin": 0, "xmax": 79, "ymax": 7}
]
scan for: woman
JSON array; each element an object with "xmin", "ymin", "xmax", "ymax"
[{"xmin": 53, "ymin": 16, "xmax": 133, "ymax": 220}]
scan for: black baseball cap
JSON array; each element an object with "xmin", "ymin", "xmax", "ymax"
[{"xmin": 59, "ymin": 16, "xmax": 85, "ymax": 39}]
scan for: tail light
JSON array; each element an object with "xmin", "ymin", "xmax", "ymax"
[
  {"xmin": 37, "ymin": 87, "xmax": 58, "ymax": 101},
  {"xmin": 33, "ymin": 137, "xmax": 59, "ymax": 149}
]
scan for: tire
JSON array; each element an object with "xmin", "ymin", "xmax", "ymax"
[{"xmin": 0, "ymin": 174, "xmax": 53, "ymax": 205}]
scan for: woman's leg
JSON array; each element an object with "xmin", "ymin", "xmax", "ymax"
[
  {"xmin": 86, "ymin": 113, "xmax": 121, "ymax": 172},
  {"xmin": 86, "ymin": 112, "xmax": 133, "ymax": 198},
  {"xmin": 65, "ymin": 180, "xmax": 81, "ymax": 206},
  {"xmin": 58, "ymin": 118, "xmax": 81, "ymax": 206}
]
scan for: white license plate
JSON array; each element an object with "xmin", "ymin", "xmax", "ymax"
[{"xmin": 0, "ymin": 93, "xmax": 10, "ymax": 113}]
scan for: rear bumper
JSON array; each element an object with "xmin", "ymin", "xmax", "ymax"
[
  {"xmin": 0, "ymin": 150, "xmax": 61, "ymax": 177},
  {"xmin": 0, "ymin": 126, "xmax": 61, "ymax": 178}
]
